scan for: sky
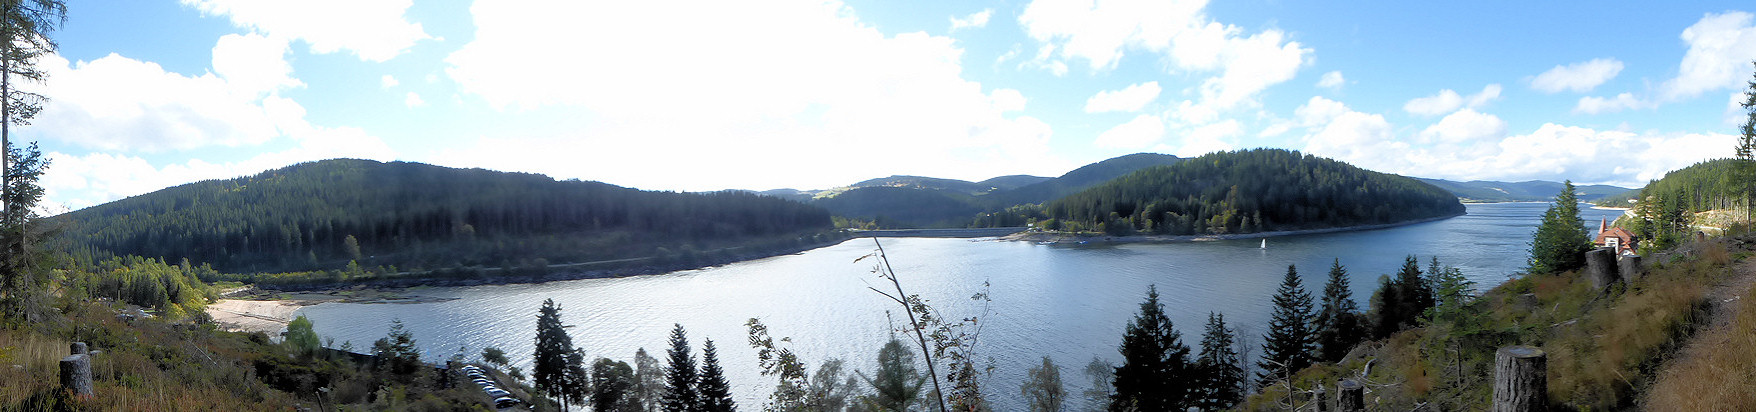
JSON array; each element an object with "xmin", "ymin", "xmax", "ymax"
[{"xmin": 19, "ymin": 0, "xmax": 1756, "ymax": 212}]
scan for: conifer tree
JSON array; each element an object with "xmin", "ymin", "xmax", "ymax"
[
  {"xmin": 662, "ymin": 323, "xmax": 701, "ymax": 412},
  {"xmin": 1110, "ymin": 285, "xmax": 1192, "ymax": 411},
  {"xmin": 1314, "ymin": 259, "xmax": 1362, "ymax": 361},
  {"xmin": 1258, "ymin": 265, "xmax": 1315, "ymax": 387},
  {"xmin": 859, "ymin": 338, "xmax": 924, "ymax": 411},
  {"xmin": 533, "ymin": 299, "xmax": 577, "ymax": 409},
  {"xmin": 1529, "ymin": 181, "xmax": 1593, "ymax": 274},
  {"xmin": 1737, "ymin": 61, "xmax": 1756, "ymax": 223},
  {"xmin": 698, "ymin": 339, "xmax": 736, "ymax": 412},
  {"xmin": 1194, "ymin": 312, "xmax": 1243, "ymax": 411}
]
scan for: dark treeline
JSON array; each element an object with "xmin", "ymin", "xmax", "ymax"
[
  {"xmin": 813, "ymin": 153, "xmax": 1182, "ymax": 229},
  {"xmin": 1043, "ymin": 149, "xmax": 1464, "ymax": 235},
  {"xmin": 54, "ymin": 159, "xmax": 833, "ymax": 274},
  {"xmin": 1108, "ymin": 255, "xmax": 1464, "ymax": 411},
  {"xmin": 1598, "ymin": 159, "xmax": 1745, "ymax": 253}
]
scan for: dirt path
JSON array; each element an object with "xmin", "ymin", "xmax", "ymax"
[{"xmin": 1696, "ymin": 253, "xmax": 1756, "ymax": 330}]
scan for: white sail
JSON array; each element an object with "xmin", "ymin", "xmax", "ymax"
[{"xmin": 1260, "ymin": 239, "xmax": 1266, "ymax": 249}]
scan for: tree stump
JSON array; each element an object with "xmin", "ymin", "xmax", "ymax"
[
  {"xmin": 60, "ymin": 354, "xmax": 92, "ymax": 397},
  {"xmin": 1315, "ymin": 384, "xmax": 1328, "ymax": 412},
  {"xmin": 1492, "ymin": 345, "xmax": 1546, "ymax": 412},
  {"xmin": 1618, "ymin": 255, "xmax": 1643, "ymax": 283},
  {"xmin": 70, "ymin": 342, "xmax": 87, "ymax": 355},
  {"xmin": 1337, "ymin": 379, "xmax": 1364, "ymax": 412},
  {"xmin": 1584, "ymin": 248, "xmax": 1618, "ymax": 292}
]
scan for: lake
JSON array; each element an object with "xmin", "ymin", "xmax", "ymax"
[{"xmin": 297, "ymin": 202, "xmax": 1625, "ymax": 409}]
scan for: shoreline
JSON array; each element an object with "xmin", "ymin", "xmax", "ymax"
[{"xmin": 1002, "ymin": 213, "xmax": 1464, "ymax": 245}]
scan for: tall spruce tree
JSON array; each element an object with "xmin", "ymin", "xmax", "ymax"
[
  {"xmin": 1529, "ymin": 181, "xmax": 1594, "ymax": 274},
  {"xmin": 1737, "ymin": 61, "xmax": 1756, "ymax": 223},
  {"xmin": 1258, "ymin": 265, "xmax": 1315, "ymax": 387},
  {"xmin": 698, "ymin": 338, "xmax": 736, "ymax": 412},
  {"xmin": 1110, "ymin": 285, "xmax": 1192, "ymax": 411},
  {"xmin": 533, "ymin": 299, "xmax": 578, "ymax": 410},
  {"xmin": 859, "ymin": 338, "xmax": 925, "ymax": 411},
  {"xmin": 1369, "ymin": 256, "xmax": 1437, "ymax": 338},
  {"xmin": 662, "ymin": 323, "xmax": 701, "ymax": 412},
  {"xmin": 1314, "ymin": 259, "xmax": 1362, "ymax": 361},
  {"xmin": 1194, "ymin": 312, "xmax": 1243, "ymax": 411}
]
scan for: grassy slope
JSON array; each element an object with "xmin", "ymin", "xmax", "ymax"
[
  {"xmin": 0, "ymin": 302, "xmax": 504, "ymax": 411},
  {"xmin": 1242, "ymin": 236, "xmax": 1746, "ymax": 411}
]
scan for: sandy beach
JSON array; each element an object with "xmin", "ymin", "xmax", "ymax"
[{"xmin": 206, "ymin": 299, "xmax": 306, "ymax": 335}]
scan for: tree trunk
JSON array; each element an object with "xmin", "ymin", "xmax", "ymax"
[
  {"xmin": 1336, "ymin": 379, "xmax": 1363, "ymax": 412},
  {"xmin": 1492, "ymin": 345, "xmax": 1546, "ymax": 412},
  {"xmin": 1315, "ymin": 384, "xmax": 1328, "ymax": 412},
  {"xmin": 1584, "ymin": 248, "xmax": 1618, "ymax": 292},
  {"xmin": 60, "ymin": 354, "xmax": 92, "ymax": 397}
]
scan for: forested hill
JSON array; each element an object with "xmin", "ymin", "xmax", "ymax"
[
  {"xmin": 1591, "ymin": 158, "xmax": 1735, "ymax": 211},
  {"xmin": 1415, "ymin": 178, "xmax": 1632, "ymax": 203},
  {"xmin": 54, "ymin": 159, "xmax": 833, "ymax": 274},
  {"xmin": 1044, "ymin": 149, "xmax": 1464, "ymax": 235}
]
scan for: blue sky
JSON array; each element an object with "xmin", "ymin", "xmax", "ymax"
[{"xmin": 21, "ymin": 0, "xmax": 1756, "ymax": 211}]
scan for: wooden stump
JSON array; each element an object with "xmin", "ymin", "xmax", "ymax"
[
  {"xmin": 60, "ymin": 354, "xmax": 92, "ymax": 397},
  {"xmin": 1315, "ymin": 384, "xmax": 1328, "ymax": 412},
  {"xmin": 1492, "ymin": 345, "xmax": 1546, "ymax": 412},
  {"xmin": 1584, "ymin": 248, "xmax": 1618, "ymax": 292},
  {"xmin": 1618, "ymin": 255, "xmax": 1643, "ymax": 283},
  {"xmin": 1337, "ymin": 379, "xmax": 1364, "ymax": 412},
  {"xmin": 69, "ymin": 342, "xmax": 87, "ymax": 355}
]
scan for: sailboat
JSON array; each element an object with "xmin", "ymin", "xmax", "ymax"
[{"xmin": 1260, "ymin": 238, "xmax": 1267, "ymax": 249}]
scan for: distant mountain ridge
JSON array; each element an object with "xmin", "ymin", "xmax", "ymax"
[
  {"xmin": 768, "ymin": 153, "xmax": 1183, "ymax": 227},
  {"xmin": 1414, "ymin": 178, "xmax": 1634, "ymax": 203}
]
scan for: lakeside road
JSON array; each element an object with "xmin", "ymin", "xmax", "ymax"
[{"xmin": 1004, "ymin": 213, "xmax": 1465, "ymax": 244}]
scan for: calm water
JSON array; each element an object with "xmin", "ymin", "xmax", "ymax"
[{"xmin": 298, "ymin": 202, "xmax": 1624, "ymax": 409}]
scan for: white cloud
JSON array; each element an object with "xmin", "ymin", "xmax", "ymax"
[
  {"xmin": 1574, "ymin": 92, "xmax": 1651, "ymax": 114},
  {"xmin": 1316, "ymin": 71, "xmax": 1344, "ymax": 90},
  {"xmin": 1171, "ymin": 119, "xmax": 1239, "ymax": 156},
  {"xmin": 1531, "ymin": 58, "xmax": 1623, "ymax": 93},
  {"xmin": 950, "ymin": 9, "xmax": 992, "ymax": 31},
  {"xmin": 1017, "ymin": 0, "xmax": 1309, "ymax": 112},
  {"xmin": 439, "ymin": 0, "xmax": 1069, "ymax": 191},
  {"xmin": 1418, "ymin": 109, "xmax": 1506, "ymax": 144},
  {"xmin": 182, "ymin": 0, "xmax": 429, "ymax": 62},
  {"xmin": 1403, "ymin": 84, "xmax": 1500, "ymax": 116},
  {"xmin": 1094, "ymin": 114, "xmax": 1165, "ymax": 148},
  {"xmin": 1294, "ymin": 96, "xmax": 1725, "ymax": 186},
  {"xmin": 381, "ymin": 75, "xmax": 399, "ymax": 89},
  {"xmin": 30, "ymin": 53, "xmax": 280, "ymax": 152},
  {"xmin": 1660, "ymin": 11, "xmax": 1756, "ymax": 102},
  {"xmin": 210, "ymin": 33, "xmax": 300, "ymax": 97},
  {"xmin": 1084, "ymin": 81, "xmax": 1161, "ymax": 113},
  {"xmin": 404, "ymin": 92, "xmax": 425, "ymax": 108}
]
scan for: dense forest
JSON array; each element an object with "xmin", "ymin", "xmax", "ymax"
[
  {"xmin": 1415, "ymin": 178, "xmax": 1632, "ymax": 203},
  {"xmin": 806, "ymin": 153, "xmax": 1182, "ymax": 228},
  {"xmin": 53, "ymin": 159, "xmax": 834, "ymax": 274},
  {"xmin": 1043, "ymin": 149, "xmax": 1464, "ymax": 235}
]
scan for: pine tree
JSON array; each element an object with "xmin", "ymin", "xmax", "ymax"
[
  {"xmin": 533, "ymin": 299, "xmax": 577, "ymax": 409},
  {"xmin": 1110, "ymin": 285, "xmax": 1192, "ymax": 411},
  {"xmin": 1737, "ymin": 61, "xmax": 1756, "ymax": 223},
  {"xmin": 1529, "ymin": 181, "xmax": 1593, "ymax": 274},
  {"xmin": 662, "ymin": 323, "xmax": 701, "ymax": 412},
  {"xmin": 698, "ymin": 339, "xmax": 736, "ymax": 412},
  {"xmin": 859, "ymin": 338, "xmax": 924, "ymax": 411},
  {"xmin": 1258, "ymin": 265, "xmax": 1315, "ymax": 387},
  {"xmin": 1193, "ymin": 312, "xmax": 1243, "ymax": 411},
  {"xmin": 1313, "ymin": 259, "xmax": 1362, "ymax": 361}
]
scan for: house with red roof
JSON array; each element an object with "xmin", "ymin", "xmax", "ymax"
[{"xmin": 1595, "ymin": 218, "xmax": 1637, "ymax": 256}]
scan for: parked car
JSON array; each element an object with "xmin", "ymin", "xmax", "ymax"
[{"xmin": 494, "ymin": 397, "xmax": 520, "ymax": 408}]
